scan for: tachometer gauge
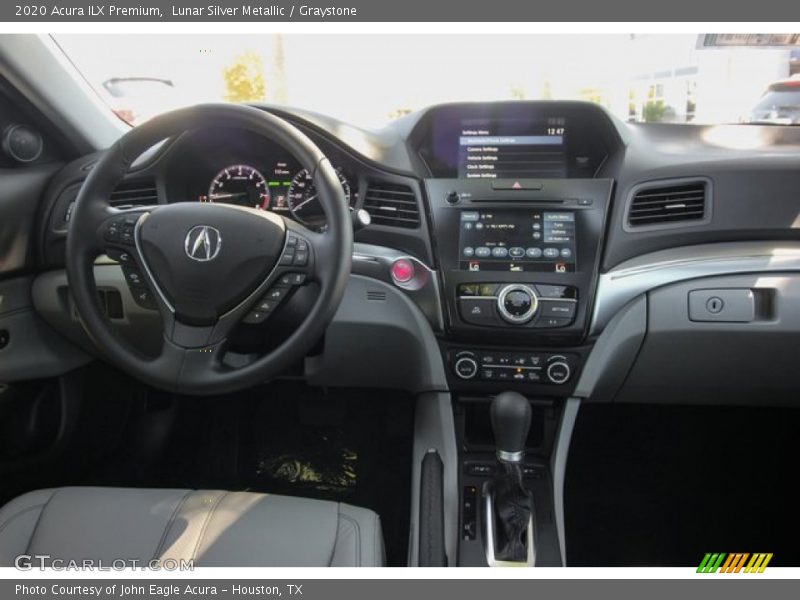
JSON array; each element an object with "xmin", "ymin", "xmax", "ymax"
[
  {"xmin": 207, "ymin": 164, "xmax": 270, "ymax": 209},
  {"xmin": 287, "ymin": 168, "xmax": 351, "ymax": 228}
]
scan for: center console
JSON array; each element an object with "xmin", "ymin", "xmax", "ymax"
[
  {"xmin": 412, "ymin": 102, "xmax": 619, "ymax": 566},
  {"xmin": 427, "ymin": 176, "xmax": 613, "ymax": 394},
  {"xmin": 423, "ymin": 174, "xmax": 611, "ymax": 566}
]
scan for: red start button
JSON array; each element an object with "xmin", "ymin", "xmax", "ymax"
[{"xmin": 391, "ymin": 259, "xmax": 415, "ymax": 284}]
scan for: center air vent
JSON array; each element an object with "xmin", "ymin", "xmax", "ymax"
[
  {"xmin": 363, "ymin": 181, "xmax": 420, "ymax": 229},
  {"xmin": 108, "ymin": 178, "xmax": 159, "ymax": 208},
  {"xmin": 626, "ymin": 179, "xmax": 710, "ymax": 230}
]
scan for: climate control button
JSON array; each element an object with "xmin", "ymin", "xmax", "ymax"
[
  {"xmin": 454, "ymin": 356, "xmax": 479, "ymax": 380},
  {"xmin": 497, "ymin": 284, "xmax": 538, "ymax": 324},
  {"xmin": 546, "ymin": 360, "xmax": 571, "ymax": 384}
]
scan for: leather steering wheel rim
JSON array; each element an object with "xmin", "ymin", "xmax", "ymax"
[{"xmin": 66, "ymin": 104, "xmax": 353, "ymax": 395}]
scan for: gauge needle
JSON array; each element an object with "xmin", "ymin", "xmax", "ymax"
[
  {"xmin": 292, "ymin": 194, "xmax": 318, "ymax": 212},
  {"xmin": 209, "ymin": 192, "xmax": 248, "ymax": 200}
]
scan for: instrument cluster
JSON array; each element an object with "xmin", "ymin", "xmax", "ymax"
[
  {"xmin": 200, "ymin": 160, "xmax": 355, "ymax": 230},
  {"xmin": 169, "ymin": 127, "xmax": 359, "ymax": 231}
]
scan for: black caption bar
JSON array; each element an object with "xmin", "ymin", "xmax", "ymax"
[{"xmin": 2, "ymin": 0, "xmax": 800, "ymax": 21}]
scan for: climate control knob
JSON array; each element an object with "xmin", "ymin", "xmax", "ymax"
[
  {"xmin": 454, "ymin": 356, "xmax": 479, "ymax": 380},
  {"xmin": 546, "ymin": 361, "xmax": 571, "ymax": 384},
  {"xmin": 497, "ymin": 284, "xmax": 539, "ymax": 324}
]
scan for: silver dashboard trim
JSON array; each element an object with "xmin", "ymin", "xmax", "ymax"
[
  {"xmin": 132, "ymin": 212, "xmax": 175, "ymax": 314},
  {"xmin": 496, "ymin": 449, "xmax": 524, "ymax": 463},
  {"xmin": 457, "ymin": 296, "xmax": 577, "ymax": 302},
  {"xmin": 591, "ymin": 242, "xmax": 800, "ymax": 335},
  {"xmin": 353, "ymin": 243, "xmax": 444, "ymax": 331}
]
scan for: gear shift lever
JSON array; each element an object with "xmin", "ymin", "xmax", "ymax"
[
  {"xmin": 483, "ymin": 391, "xmax": 535, "ymax": 566},
  {"xmin": 490, "ymin": 391, "xmax": 532, "ymax": 463}
]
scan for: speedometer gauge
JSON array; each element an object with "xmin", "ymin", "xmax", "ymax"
[
  {"xmin": 287, "ymin": 168, "xmax": 351, "ymax": 228},
  {"xmin": 208, "ymin": 164, "xmax": 270, "ymax": 210}
]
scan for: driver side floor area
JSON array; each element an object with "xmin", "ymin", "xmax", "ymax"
[{"xmin": 0, "ymin": 364, "xmax": 415, "ymax": 566}]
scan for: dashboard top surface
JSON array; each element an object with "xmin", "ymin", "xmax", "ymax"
[{"xmin": 24, "ymin": 100, "xmax": 800, "ymax": 302}]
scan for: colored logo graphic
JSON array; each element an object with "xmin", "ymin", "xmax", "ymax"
[{"xmin": 697, "ymin": 553, "xmax": 773, "ymax": 573}]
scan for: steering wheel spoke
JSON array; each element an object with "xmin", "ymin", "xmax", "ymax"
[
  {"xmin": 152, "ymin": 335, "xmax": 228, "ymax": 392},
  {"xmin": 232, "ymin": 220, "xmax": 322, "ymax": 328},
  {"xmin": 99, "ymin": 209, "xmax": 149, "ymax": 250}
]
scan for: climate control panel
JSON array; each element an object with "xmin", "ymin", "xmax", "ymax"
[
  {"xmin": 457, "ymin": 283, "xmax": 577, "ymax": 328},
  {"xmin": 450, "ymin": 349, "xmax": 578, "ymax": 385}
]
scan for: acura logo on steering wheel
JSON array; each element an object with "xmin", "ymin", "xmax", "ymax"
[{"xmin": 185, "ymin": 225, "xmax": 222, "ymax": 261}]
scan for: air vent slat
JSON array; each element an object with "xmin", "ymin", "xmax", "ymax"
[
  {"xmin": 108, "ymin": 179, "xmax": 159, "ymax": 207},
  {"xmin": 363, "ymin": 181, "xmax": 420, "ymax": 229},
  {"xmin": 627, "ymin": 181, "xmax": 708, "ymax": 228},
  {"xmin": 629, "ymin": 203, "xmax": 703, "ymax": 215},
  {"xmin": 630, "ymin": 196, "xmax": 705, "ymax": 207},
  {"xmin": 632, "ymin": 188, "xmax": 705, "ymax": 200},
  {"xmin": 629, "ymin": 211, "xmax": 705, "ymax": 222}
]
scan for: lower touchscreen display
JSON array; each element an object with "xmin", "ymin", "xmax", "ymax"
[{"xmin": 458, "ymin": 210, "xmax": 576, "ymax": 273}]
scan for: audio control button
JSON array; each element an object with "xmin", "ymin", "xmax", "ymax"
[
  {"xmin": 497, "ymin": 284, "xmax": 538, "ymax": 324},
  {"xmin": 540, "ymin": 300, "xmax": 576, "ymax": 318}
]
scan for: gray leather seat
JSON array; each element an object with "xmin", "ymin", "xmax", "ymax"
[{"xmin": 0, "ymin": 487, "xmax": 385, "ymax": 567}]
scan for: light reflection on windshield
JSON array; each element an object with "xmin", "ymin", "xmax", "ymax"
[{"xmin": 53, "ymin": 34, "xmax": 800, "ymax": 127}]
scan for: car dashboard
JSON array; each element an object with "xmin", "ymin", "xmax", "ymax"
[{"xmin": 17, "ymin": 99, "xmax": 800, "ymax": 407}]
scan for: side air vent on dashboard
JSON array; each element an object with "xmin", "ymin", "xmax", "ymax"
[
  {"xmin": 626, "ymin": 179, "xmax": 710, "ymax": 230},
  {"xmin": 363, "ymin": 181, "xmax": 420, "ymax": 229},
  {"xmin": 108, "ymin": 179, "xmax": 159, "ymax": 208},
  {"xmin": 56, "ymin": 178, "xmax": 160, "ymax": 233}
]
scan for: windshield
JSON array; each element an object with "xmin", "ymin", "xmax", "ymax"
[{"xmin": 53, "ymin": 34, "xmax": 800, "ymax": 128}]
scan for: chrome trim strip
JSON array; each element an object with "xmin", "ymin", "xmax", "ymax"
[
  {"xmin": 497, "ymin": 449, "xmax": 524, "ymax": 463},
  {"xmin": 458, "ymin": 296, "xmax": 577, "ymax": 302},
  {"xmin": 133, "ymin": 213, "xmax": 175, "ymax": 314},
  {"xmin": 482, "ymin": 365, "xmax": 543, "ymax": 371},
  {"xmin": 591, "ymin": 242, "xmax": 800, "ymax": 335},
  {"xmin": 353, "ymin": 250, "xmax": 435, "ymax": 274}
]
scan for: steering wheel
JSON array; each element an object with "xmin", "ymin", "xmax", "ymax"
[{"xmin": 66, "ymin": 104, "xmax": 353, "ymax": 395}]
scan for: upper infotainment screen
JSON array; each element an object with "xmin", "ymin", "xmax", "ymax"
[
  {"xmin": 459, "ymin": 209, "xmax": 576, "ymax": 273},
  {"xmin": 457, "ymin": 117, "xmax": 567, "ymax": 179}
]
